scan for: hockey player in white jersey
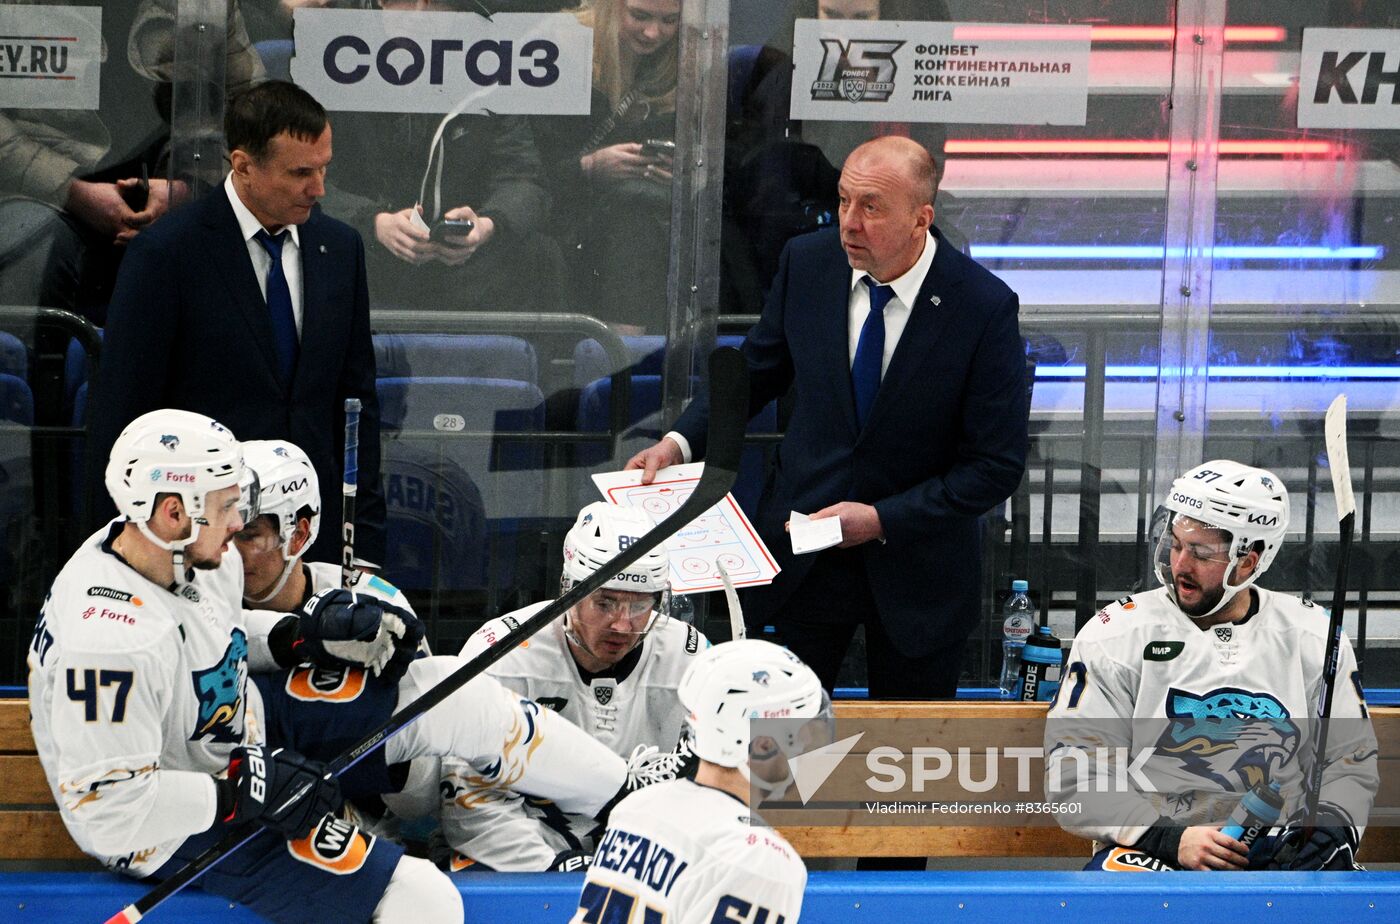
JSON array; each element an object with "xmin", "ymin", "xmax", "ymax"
[
  {"xmin": 28, "ymin": 412, "xmax": 632, "ymax": 923},
  {"xmin": 442, "ymin": 501, "xmax": 709, "ymax": 871},
  {"xmin": 1045, "ymin": 460, "xmax": 1377, "ymax": 872},
  {"xmin": 575, "ymin": 638, "xmax": 823, "ymax": 923},
  {"xmin": 234, "ymin": 439, "xmax": 649, "ymax": 852}
]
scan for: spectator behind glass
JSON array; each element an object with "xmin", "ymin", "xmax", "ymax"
[
  {"xmin": 536, "ymin": 0, "xmax": 681, "ymax": 334},
  {"xmin": 0, "ymin": 0, "xmax": 263, "ymax": 324},
  {"xmin": 319, "ymin": 0, "xmax": 564, "ymax": 314},
  {"xmin": 721, "ymin": 0, "xmax": 951, "ymax": 314}
]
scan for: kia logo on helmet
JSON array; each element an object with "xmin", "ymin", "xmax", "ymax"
[{"xmin": 1247, "ymin": 512, "xmax": 1278, "ymax": 526}]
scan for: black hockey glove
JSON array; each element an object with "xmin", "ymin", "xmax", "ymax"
[
  {"xmin": 218, "ymin": 744, "xmax": 342, "ymax": 840},
  {"xmin": 293, "ymin": 588, "xmax": 425, "ymax": 681},
  {"xmin": 1257, "ymin": 804, "xmax": 1364, "ymax": 871},
  {"xmin": 551, "ymin": 849, "xmax": 594, "ymax": 872}
]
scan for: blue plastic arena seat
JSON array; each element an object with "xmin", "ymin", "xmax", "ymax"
[
  {"xmin": 377, "ymin": 376, "xmax": 546, "ymax": 594},
  {"xmin": 0, "ymin": 332, "xmax": 26, "ymax": 380},
  {"xmin": 573, "ymin": 335, "xmax": 666, "ymax": 386},
  {"xmin": 374, "ymin": 333, "xmax": 538, "ymax": 385}
]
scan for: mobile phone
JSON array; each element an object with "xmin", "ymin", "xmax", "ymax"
[
  {"xmin": 121, "ymin": 163, "xmax": 150, "ymax": 212},
  {"xmin": 640, "ymin": 139, "xmax": 675, "ymax": 160},
  {"xmin": 429, "ymin": 218, "xmax": 475, "ymax": 242}
]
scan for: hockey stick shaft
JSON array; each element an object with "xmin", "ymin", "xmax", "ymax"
[
  {"xmin": 1302, "ymin": 393, "xmax": 1356, "ymax": 826},
  {"xmin": 341, "ymin": 398, "xmax": 362, "ymax": 590},
  {"xmin": 109, "ymin": 347, "xmax": 750, "ymax": 923}
]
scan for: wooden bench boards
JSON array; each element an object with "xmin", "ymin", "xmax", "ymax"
[{"xmin": 3, "ymin": 699, "xmax": 1396, "ymax": 862}]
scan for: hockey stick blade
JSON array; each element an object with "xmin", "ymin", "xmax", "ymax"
[
  {"xmin": 718, "ymin": 562, "xmax": 744, "ymax": 640},
  {"xmin": 109, "ymin": 347, "xmax": 749, "ymax": 923},
  {"xmin": 1301, "ymin": 392, "xmax": 1356, "ymax": 829}
]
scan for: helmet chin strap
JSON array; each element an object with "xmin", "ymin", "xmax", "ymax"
[
  {"xmin": 738, "ymin": 758, "xmax": 795, "ymax": 801},
  {"xmin": 246, "ymin": 552, "xmax": 299, "ymax": 605},
  {"xmin": 133, "ymin": 517, "xmax": 202, "ymax": 588},
  {"xmin": 1167, "ymin": 558, "xmax": 1249, "ymax": 621}
]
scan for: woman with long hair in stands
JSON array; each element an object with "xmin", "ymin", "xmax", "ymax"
[{"xmin": 540, "ymin": 0, "xmax": 682, "ymax": 334}]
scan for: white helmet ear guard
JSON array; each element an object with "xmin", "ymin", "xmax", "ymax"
[
  {"xmin": 104, "ymin": 409, "xmax": 243, "ymax": 584},
  {"xmin": 1152, "ymin": 459, "xmax": 1290, "ymax": 618},
  {"xmin": 678, "ymin": 639, "xmax": 832, "ymax": 800}
]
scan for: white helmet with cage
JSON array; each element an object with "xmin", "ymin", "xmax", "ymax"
[
  {"xmin": 678, "ymin": 639, "xmax": 832, "ymax": 799},
  {"xmin": 561, "ymin": 502, "xmax": 673, "ymax": 646},
  {"xmin": 240, "ymin": 440, "xmax": 321, "ymax": 604},
  {"xmin": 104, "ymin": 408, "xmax": 250, "ymax": 584},
  {"xmin": 1150, "ymin": 459, "xmax": 1290, "ymax": 618}
]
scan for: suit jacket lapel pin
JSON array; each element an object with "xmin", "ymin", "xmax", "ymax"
[
  {"xmin": 318, "ymin": 244, "xmax": 327, "ymax": 254},
  {"xmin": 930, "ymin": 294, "xmax": 941, "ymax": 306}
]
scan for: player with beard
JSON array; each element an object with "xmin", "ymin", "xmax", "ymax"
[{"xmin": 1044, "ymin": 460, "xmax": 1377, "ymax": 872}]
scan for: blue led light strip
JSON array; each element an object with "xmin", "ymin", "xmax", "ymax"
[
  {"xmin": 970, "ymin": 244, "xmax": 1385, "ymax": 261},
  {"xmin": 1036, "ymin": 365, "xmax": 1400, "ymax": 379}
]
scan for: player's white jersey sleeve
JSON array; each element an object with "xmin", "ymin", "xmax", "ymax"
[
  {"xmin": 576, "ymin": 781, "xmax": 805, "ymax": 924},
  {"xmin": 1044, "ymin": 596, "xmax": 1160, "ymax": 846},
  {"xmin": 27, "ymin": 525, "xmax": 253, "ymax": 871}
]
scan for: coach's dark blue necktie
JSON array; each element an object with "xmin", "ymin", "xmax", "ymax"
[
  {"xmin": 254, "ymin": 229, "xmax": 299, "ymax": 385},
  {"xmin": 852, "ymin": 276, "xmax": 894, "ymax": 428}
]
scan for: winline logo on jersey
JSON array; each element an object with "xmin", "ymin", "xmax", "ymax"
[{"xmin": 743, "ymin": 715, "xmax": 1383, "ymax": 831}]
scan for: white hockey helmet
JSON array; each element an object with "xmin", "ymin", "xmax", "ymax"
[
  {"xmin": 239, "ymin": 440, "xmax": 320, "ymax": 604},
  {"xmin": 241, "ymin": 440, "xmax": 321, "ymax": 557},
  {"xmin": 1151, "ymin": 459, "xmax": 1290, "ymax": 618},
  {"xmin": 561, "ymin": 501, "xmax": 673, "ymax": 639},
  {"xmin": 679, "ymin": 639, "xmax": 832, "ymax": 799},
  {"xmin": 561, "ymin": 501, "xmax": 670, "ymax": 595},
  {"xmin": 104, "ymin": 409, "xmax": 248, "ymax": 581}
]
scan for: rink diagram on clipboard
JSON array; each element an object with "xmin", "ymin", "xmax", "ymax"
[{"xmin": 593, "ymin": 464, "xmax": 780, "ymax": 594}]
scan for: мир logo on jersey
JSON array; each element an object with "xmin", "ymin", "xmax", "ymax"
[{"xmin": 810, "ymin": 38, "xmax": 904, "ymax": 102}]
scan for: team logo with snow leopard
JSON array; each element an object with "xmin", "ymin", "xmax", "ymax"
[
  {"xmin": 1155, "ymin": 686, "xmax": 1299, "ymax": 790},
  {"xmin": 810, "ymin": 39, "xmax": 903, "ymax": 103},
  {"xmin": 159, "ymin": 434, "xmax": 179, "ymax": 451},
  {"xmin": 190, "ymin": 629, "xmax": 248, "ymax": 743}
]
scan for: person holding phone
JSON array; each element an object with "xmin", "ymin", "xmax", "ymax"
[
  {"xmin": 536, "ymin": 0, "xmax": 682, "ymax": 334},
  {"xmin": 315, "ymin": 2, "xmax": 560, "ymax": 313}
]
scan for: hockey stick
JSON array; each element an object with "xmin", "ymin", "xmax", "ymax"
[
  {"xmin": 107, "ymin": 347, "xmax": 749, "ymax": 923},
  {"xmin": 341, "ymin": 397, "xmax": 362, "ymax": 590},
  {"xmin": 718, "ymin": 561, "xmax": 744, "ymax": 640},
  {"xmin": 1299, "ymin": 392, "xmax": 1356, "ymax": 829}
]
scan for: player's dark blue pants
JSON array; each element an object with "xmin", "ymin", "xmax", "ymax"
[{"xmin": 149, "ymin": 665, "xmax": 405, "ymax": 923}]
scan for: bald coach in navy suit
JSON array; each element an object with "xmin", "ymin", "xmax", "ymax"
[
  {"xmin": 629, "ymin": 136, "xmax": 1028, "ymax": 699},
  {"xmin": 87, "ymin": 82, "xmax": 384, "ymax": 566}
]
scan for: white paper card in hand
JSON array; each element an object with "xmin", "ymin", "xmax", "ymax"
[
  {"xmin": 790, "ymin": 510, "xmax": 842, "ymax": 555},
  {"xmin": 591, "ymin": 463, "xmax": 780, "ymax": 593}
]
